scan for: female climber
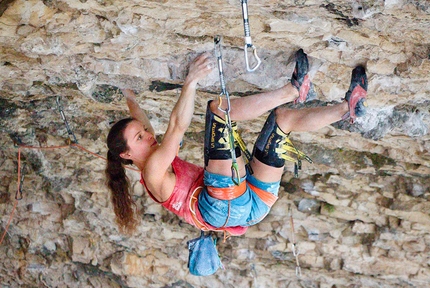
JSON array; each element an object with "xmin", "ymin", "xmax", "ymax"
[{"xmin": 105, "ymin": 49, "xmax": 368, "ymax": 235}]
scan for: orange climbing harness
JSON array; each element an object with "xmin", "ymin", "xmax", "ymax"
[
  {"xmin": 189, "ymin": 186, "xmax": 248, "ymax": 242},
  {"xmin": 247, "ymin": 182, "xmax": 278, "ymax": 207},
  {"xmin": 207, "ymin": 181, "xmax": 247, "ymax": 200}
]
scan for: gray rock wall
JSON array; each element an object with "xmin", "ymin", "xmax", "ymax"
[{"xmin": 0, "ymin": 0, "xmax": 429, "ymax": 287}]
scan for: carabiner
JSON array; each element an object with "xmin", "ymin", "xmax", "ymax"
[
  {"xmin": 244, "ymin": 44, "xmax": 261, "ymax": 72},
  {"xmin": 226, "ymin": 112, "xmax": 241, "ymax": 185},
  {"xmin": 241, "ymin": 0, "xmax": 261, "ymax": 72},
  {"xmin": 231, "ymin": 162, "xmax": 241, "ymax": 186}
]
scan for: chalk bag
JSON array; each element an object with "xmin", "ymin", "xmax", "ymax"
[{"xmin": 187, "ymin": 231, "xmax": 223, "ymax": 276}]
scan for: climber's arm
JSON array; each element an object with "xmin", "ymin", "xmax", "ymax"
[{"xmin": 121, "ymin": 89, "xmax": 155, "ymax": 136}]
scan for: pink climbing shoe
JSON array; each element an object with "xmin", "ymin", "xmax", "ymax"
[
  {"xmin": 342, "ymin": 65, "xmax": 368, "ymax": 123},
  {"xmin": 291, "ymin": 49, "xmax": 313, "ymax": 104}
]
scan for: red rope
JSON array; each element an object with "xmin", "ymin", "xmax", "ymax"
[
  {"xmin": 0, "ymin": 142, "xmax": 139, "ymax": 245},
  {"xmin": 0, "ymin": 199, "xmax": 18, "ymax": 245}
]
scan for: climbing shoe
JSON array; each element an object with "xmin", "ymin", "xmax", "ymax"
[
  {"xmin": 342, "ymin": 65, "xmax": 368, "ymax": 123},
  {"xmin": 291, "ymin": 49, "xmax": 314, "ymax": 104}
]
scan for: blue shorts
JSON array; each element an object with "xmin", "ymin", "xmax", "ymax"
[{"xmin": 197, "ymin": 169, "xmax": 280, "ymax": 228}]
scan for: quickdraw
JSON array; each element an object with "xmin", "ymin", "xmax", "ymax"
[
  {"xmin": 240, "ymin": 0, "xmax": 261, "ymax": 72},
  {"xmin": 17, "ymin": 162, "xmax": 26, "ymax": 200},
  {"xmin": 288, "ymin": 204, "xmax": 302, "ymax": 277},
  {"xmin": 56, "ymin": 96, "xmax": 78, "ymax": 144},
  {"xmin": 214, "ymin": 35, "xmax": 241, "ymax": 185}
]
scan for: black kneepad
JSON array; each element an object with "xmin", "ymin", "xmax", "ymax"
[
  {"xmin": 253, "ymin": 110, "xmax": 288, "ymax": 168},
  {"xmin": 204, "ymin": 101, "xmax": 241, "ymax": 166}
]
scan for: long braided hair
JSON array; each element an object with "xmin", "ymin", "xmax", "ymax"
[{"xmin": 105, "ymin": 118, "xmax": 138, "ymax": 234}]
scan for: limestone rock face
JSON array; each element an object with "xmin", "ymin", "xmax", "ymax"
[{"xmin": 0, "ymin": 0, "xmax": 429, "ymax": 287}]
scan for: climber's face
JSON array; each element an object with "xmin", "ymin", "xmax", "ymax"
[{"xmin": 120, "ymin": 120, "xmax": 158, "ymax": 163}]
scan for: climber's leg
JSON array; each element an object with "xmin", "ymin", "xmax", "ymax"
[
  {"xmin": 250, "ymin": 102, "xmax": 347, "ymax": 182},
  {"xmin": 214, "ymin": 83, "xmax": 298, "ymax": 122},
  {"xmin": 204, "ymin": 100, "xmax": 246, "ymax": 178},
  {"xmin": 212, "ymin": 49, "xmax": 316, "ymax": 122},
  {"xmin": 250, "ymin": 66, "xmax": 368, "ymax": 182},
  {"xmin": 275, "ymin": 103, "xmax": 349, "ymax": 133}
]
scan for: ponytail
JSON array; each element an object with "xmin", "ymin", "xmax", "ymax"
[{"xmin": 105, "ymin": 118, "xmax": 138, "ymax": 234}]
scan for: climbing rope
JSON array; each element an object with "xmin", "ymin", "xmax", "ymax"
[
  {"xmin": 288, "ymin": 204, "xmax": 302, "ymax": 277},
  {"xmin": 240, "ymin": 0, "xmax": 261, "ymax": 72},
  {"xmin": 0, "ymin": 198, "xmax": 18, "ymax": 245},
  {"xmin": 0, "ymin": 140, "xmax": 140, "ymax": 246},
  {"xmin": 0, "ymin": 97, "xmax": 139, "ymax": 246}
]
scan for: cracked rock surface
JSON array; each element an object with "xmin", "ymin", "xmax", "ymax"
[{"xmin": 0, "ymin": 0, "xmax": 429, "ymax": 287}]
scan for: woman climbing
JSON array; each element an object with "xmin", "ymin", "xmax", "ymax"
[{"xmin": 105, "ymin": 49, "xmax": 368, "ymax": 235}]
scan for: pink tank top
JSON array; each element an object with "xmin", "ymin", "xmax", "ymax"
[
  {"xmin": 140, "ymin": 156, "xmax": 204, "ymax": 226},
  {"xmin": 141, "ymin": 157, "xmax": 248, "ymax": 236}
]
